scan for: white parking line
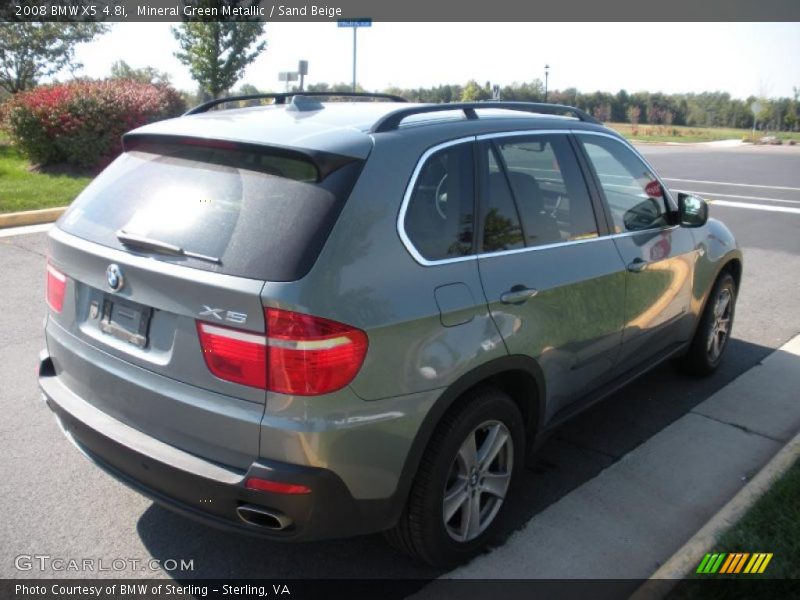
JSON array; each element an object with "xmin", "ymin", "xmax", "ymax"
[
  {"xmin": 710, "ymin": 200, "xmax": 800, "ymax": 214},
  {"xmin": 0, "ymin": 223, "xmax": 52, "ymax": 238},
  {"xmin": 663, "ymin": 177, "xmax": 800, "ymax": 192},
  {"xmin": 677, "ymin": 190, "xmax": 800, "ymax": 205}
]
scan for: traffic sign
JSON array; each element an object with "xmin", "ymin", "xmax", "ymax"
[{"xmin": 338, "ymin": 19, "xmax": 372, "ymax": 27}]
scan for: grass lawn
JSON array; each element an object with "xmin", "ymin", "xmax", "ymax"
[
  {"xmin": 711, "ymin": 457, "xmax": 800, "ymax": 578},
  {"xmin": 0, "ymin": 142, "xmax": 91, "ymax": 214},
  {"xmin": 669, "ymin": 458, "xmax": 800, "ymax": 599},
  {"xmin": 607, "ymin": 122, "xmax": 800, "ymax": 144}
]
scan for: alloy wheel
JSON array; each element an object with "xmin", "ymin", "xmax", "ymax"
[
  {"xmin": 442, "ymin": 420, "xmax": 513, "ymax": 543},
  {"xmin": 707, "ymin": 287, "xmax": 733, "ymax": 362}
]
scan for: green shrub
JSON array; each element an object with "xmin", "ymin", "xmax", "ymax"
[{"xmin": 1, "ymin": 79, "xmax": 185, "ymax": 169}]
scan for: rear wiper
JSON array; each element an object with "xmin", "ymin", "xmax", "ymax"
[{"xmin": 116, "ymin": 230, "xmax": 221, "ymax": 264}]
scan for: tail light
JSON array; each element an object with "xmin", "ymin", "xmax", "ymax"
[
  {"xmin": 196, "ymin": 323, "xmax": 267, "ymax": 389},
  {"xmin": 196, "ymin": 308, "xmax": 368, "ymax": 395},
  {"xmin": 46, "ymin": 263, "xmax": 66, "ymax": 313},
  {"xmin": 265, "ymin": 308, "xmax": 368, "ymax": 396}
]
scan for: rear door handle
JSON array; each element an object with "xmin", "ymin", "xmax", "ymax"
[
  {"xmin": 627, "ymin": 258, "xmax": 649, "ymax": 273},
  {"xmin": 500, "ymin": 286, "xmax": 538, "ymax": 305}
]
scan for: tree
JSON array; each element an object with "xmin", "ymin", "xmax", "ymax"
[
  {"xmin": 110, "ymin": 60, "xmax": 171, "ymax": 85},
  {"xmin": 172, "ymin": 6, "xmax": 266, "ymax": 100},
  {"xmin": 461, "ymin": 79, "xmax": 490, "ymax": 102},
  {"xmin": 0, "ymin": 22, "xmax": 108, "ymax": 94},
  {"xmin": 627, "ymin": 105, "xmax": 641, "ymax": 125},
  {"xmin": 612, "ymin": 89, "xmax": 629, "ymax": 122},
  {"xmin": 236, "ymin": 83, "xmax": 260, "ymax": 95},
  {"xmin": 785, "ymin": 87, "xmax": 799, "ymax": 132},
  {"xmin": 500, "ymin": 79, "xmax": 544, "ymax": 102},
  {"xmin": 754, "ymin": 98, "xmax": 774, "ymax": 132},
  {"xmin": 593, "ymin": 104, "xmax": 611, "ymax": 122},
  {"xmin": 305, "ymin": 82, "xmax": 363, "ymax": 94}
]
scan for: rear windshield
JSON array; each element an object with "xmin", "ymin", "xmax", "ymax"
[{"xmin": 58, "ymin": 141, "xmax": 363, "ymax": 282}]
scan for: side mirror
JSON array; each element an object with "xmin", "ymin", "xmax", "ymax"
[{"xmin": 678, "ymin": 193, "xmax": 708, "ymax": 228}]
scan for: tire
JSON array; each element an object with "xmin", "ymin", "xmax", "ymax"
[
  {"xmin": 678, "ymin": 272, "xmax": 737, "ymax": 376},
  {"xmin": 385, "ymin": 387, "xmax": 524, "ymax": 567}
]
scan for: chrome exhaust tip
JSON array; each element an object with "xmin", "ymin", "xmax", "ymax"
[{"xmin": 236, "ymin": 504, "xmax": 293, "ymax": 531}]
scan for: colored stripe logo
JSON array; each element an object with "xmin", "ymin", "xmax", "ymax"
[{"xmin": 696, "ymin": 552, "xmax": 773, "ymax": 575}]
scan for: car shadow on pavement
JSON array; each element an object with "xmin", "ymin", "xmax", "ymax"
[
  {"xmin": 137, "ymin": 503, "xmax": 439, "ymax": 580},
  {"xmin": 137, "ymin": 337, "xmax": 776, "ymax": 580}
]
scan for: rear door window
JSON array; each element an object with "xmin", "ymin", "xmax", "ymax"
[
  {"xmin": 403, "ymin": 142, "xmax": 475, "ymax": 261},
  {"xmin": 492, "ymin": 134, "xmax": 599, "ymax": 247},
  {"xmin": 481, "ymin": 147, "xmax": 525, "ymax": 252},
  {"xmin": 58, "ymin": 138, "xmax": 362, "ymax": 282}
]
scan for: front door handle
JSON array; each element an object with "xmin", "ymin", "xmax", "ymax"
[
  {"xmin": 500, "ymin": 286, "xmax": 538, "ymax": 305},
  {"xmin": 627, "ymin": 258, "xmax": 649, "ymax": 273}
]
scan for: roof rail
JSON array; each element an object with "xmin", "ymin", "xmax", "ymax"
[
  {"xmin": 369, "ymin": 101, "xmax": 600, "ymax": 133},
  {"xmin": 184, "ymin": 92, "xmax": 407, "ymax": 116}
]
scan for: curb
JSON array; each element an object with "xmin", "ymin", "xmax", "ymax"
[
  {"xmin": 630, "ymin": 427, "xmax": 800, "ymax": 600},
  {"xmin": 0, "ymin": 207, "xmax": 67, "ymax": 229}
]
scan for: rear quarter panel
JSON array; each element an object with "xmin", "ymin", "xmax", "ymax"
[{"xmin": 259, "ymin": 130, "xmax": 509, "ymax": 401}]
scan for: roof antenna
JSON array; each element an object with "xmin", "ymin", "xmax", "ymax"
[{"xmin": 286, "ymin": 95, "xmax": 325, "ymax": 112}]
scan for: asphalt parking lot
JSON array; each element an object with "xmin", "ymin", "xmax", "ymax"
[{"xmin": 0, "ymin": 143, "xmax": 798, "ymax": 582}]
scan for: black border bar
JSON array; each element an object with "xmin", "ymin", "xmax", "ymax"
[
  {"xmin": 4, "ymin": 579, "xmax": 800, "ymax": 600},
  {"xmin": 2, "ymin": 0, "xmax": 800, "ymax": 22}
]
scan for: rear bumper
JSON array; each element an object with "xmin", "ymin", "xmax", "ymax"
[{"xmin": 39, "ymin": 351, "xmax": 395, "ymax": 542}]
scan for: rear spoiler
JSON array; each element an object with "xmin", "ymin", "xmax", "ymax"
[{"xmin": 121, "ymin": 133, "xmax": 359, "ymax": 181}]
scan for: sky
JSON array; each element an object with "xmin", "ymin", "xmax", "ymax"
[{"xmin": 68, "ymin": 22, "xmax": 800, "ymax": 99}]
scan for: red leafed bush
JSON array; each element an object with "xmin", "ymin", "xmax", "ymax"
[{"xmin": 1, "ymin": 79, "xmax": 186, "ymax": 169}]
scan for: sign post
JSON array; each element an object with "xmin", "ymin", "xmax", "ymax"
[
  {"xmin": 278, "ymin": 71, "xmax": 298, "ymax": 92},
  {"xmin": 298, "ymin": 60, "xmax": 308, "ymax": 92},
  {"xmin": 338, "ymin": 19, "xmax": 372, "ymax": 92}
]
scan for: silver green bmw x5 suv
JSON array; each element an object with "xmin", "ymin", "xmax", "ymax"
[{"xmin": 39, "ymin": 94, "xmax": 742, "ymax": 566}]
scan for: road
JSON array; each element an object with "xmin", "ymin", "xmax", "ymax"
[{"xmin": 0, "ymin": 143, "xmax": 798, "ymax": 582}]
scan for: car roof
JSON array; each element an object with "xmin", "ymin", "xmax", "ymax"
[{"xmin": 128, "ymin": 101, "xmax": 618, "ymax": 160}]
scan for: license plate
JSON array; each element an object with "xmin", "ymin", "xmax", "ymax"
[{"xmin": 99, "ymin": 297, "xmax": 152, "ymax": 348}]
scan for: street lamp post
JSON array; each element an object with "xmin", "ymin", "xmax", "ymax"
[
  {"xmin": 544, "ymin": 64, "xmax": 550, "ymax": 103},
  {"xmin": 352, "ymin": 27, "xmax": 357, "ymax": 92}
]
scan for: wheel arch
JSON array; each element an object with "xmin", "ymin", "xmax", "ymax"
[
  {"xmin": 702, "ymin": 252, "xmax": 743, "ymax": 315},
  {"xmin": 685, "ymin": 250, "xmax": 742, "ymax": 354},
  {"xmin": 721, "ymin": 255, "xmax": 742, "ymax": 291},
  {"xmin": 384, "ymin": 355, "xmax": 546, "ymax": 528}
]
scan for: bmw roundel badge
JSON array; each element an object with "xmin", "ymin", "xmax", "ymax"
[{"xmin": 106, "ymin": 264, "xmax": 124, "ymax": 292}]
